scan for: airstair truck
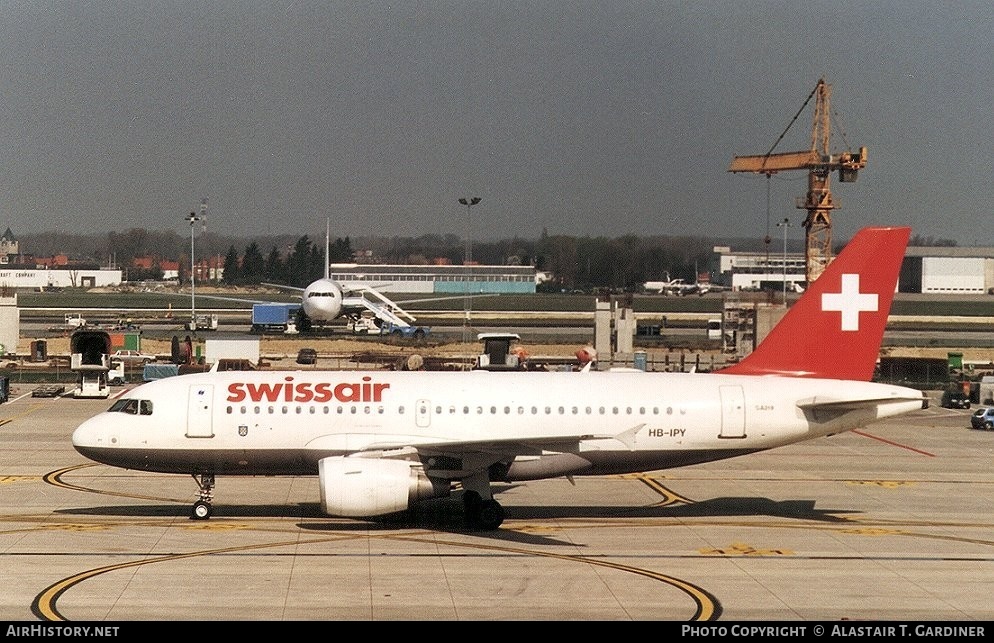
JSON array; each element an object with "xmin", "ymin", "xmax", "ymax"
[{"xmin": 70, "ymin": 329, "xmax": 112, "ymax": 399}]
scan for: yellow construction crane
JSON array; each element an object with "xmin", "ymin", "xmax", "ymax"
[{"xmin": 729, "ymin": 78, "xmax": 867, "ymax": 283}]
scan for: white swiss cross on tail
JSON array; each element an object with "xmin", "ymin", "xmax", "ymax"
[{"xmin": 821, "ymin": 273, "xmax": 878, "ymax": 331}]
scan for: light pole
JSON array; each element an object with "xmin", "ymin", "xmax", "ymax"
[
  {"xmin": 776, "ymin": 217, "xmax": 792, "ymax": 305},
  {"xmin": 458, "ymin": 197, "xmax": 481, "ymax": 266},
  {"xmin": 186, "ymin": 209, "xmax": 203, "ymax": 330},
  {"xmin": 458, "ymin": 197, "xmax": 481, "ymax": 361}
]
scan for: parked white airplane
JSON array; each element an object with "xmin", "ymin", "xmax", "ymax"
[
  {"xmin": 73, "ymin": 226, "xmax": 926, "ymax": 530},
  {"xmin": 644, "ymin": 273, "xmax": 726, "ymax": 296},
  {"xmin": 214, "ymin": 220, "xmax": 412, "ymax": 329},
  {"xmin": 207, "ymin": 220, "xmax": 476, "ymax": 330}
]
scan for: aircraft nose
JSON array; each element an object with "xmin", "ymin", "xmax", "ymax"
[{"xmin": 72, "ymin": 417, "xmax": 103, "ymax": 450}]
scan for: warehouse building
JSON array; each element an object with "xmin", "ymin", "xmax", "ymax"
[
  {"xmin": 327, "ymin": 263, "xmax": 541, "ymax": 294},
  {"xmin": 714, "ymin": 244, "xmax": 994, "ymax": 295}
]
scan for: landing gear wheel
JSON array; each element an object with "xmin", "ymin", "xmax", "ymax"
[
  {"xmin": 462, "ymin": 491, "xmax": 504, "ymax": 530},
  {"xmin": 191, "ymin": 473, "xmax": 216, "ymax": 520},
  {"xmin": 477, "ymin": 499, "xmax": 505, "ymax": 530},
  {"xmin": 191, "ymin": 500, "xmax": 212, "ymax": 520},
  {"xmin": 463, "ymin": 490, "xmax": 483, "ymax": 527}
]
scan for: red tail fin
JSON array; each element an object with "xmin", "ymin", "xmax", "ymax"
[{"xmin": 719, "ymin": 226, "xmax": 910, "ymax": 381}]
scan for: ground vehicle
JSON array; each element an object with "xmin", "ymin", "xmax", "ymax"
[
  {"xmin": 250, "ymin": 303, "xmax": 301, "ymax": 334},
  {"xmin": 108, "ymin": 361, "xmax": 126, "ymax": 385},
  {"xmin": 971, "ymin": 407, "xmax": 994, "ymax": 430},
  {"xmin": 941, "ymin": 389, "xmax": 971, "ymax": 409},
  {"xmin": 185, "ymin": 314, "xmax": 219, "ymax": 331},
  {"xmin": 379, "ymin": 322, "xmax": 430, "ymax": 340},
  {"xmin": 111, "ymin": 349, "xmax": 155, "ymax": 364},
  {"xmin": 347, "ymin": 315, "xmax": 381, "ymax": 335}
]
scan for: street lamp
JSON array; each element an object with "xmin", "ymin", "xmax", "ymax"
[
  {"xmin": 458, "ymin": 197, "xmax": 481, "ymax": 266},
  {"xmin": 458, "ymin": 197, "xmax": 481, "ymax": 361},
  {"xmin": 776, "ymin": 217, "xmax": 792, "ymax": 305},
  {"xmin": 186, "ymin": 209, "xmax": 203, "ymax": 330}
]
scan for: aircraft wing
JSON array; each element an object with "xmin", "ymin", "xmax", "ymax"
[
  {"xmin": 392, "ymin": 293, "xmax": 500, "ymax": 306},
  {"xmin": 358, "ymin": 424, "xmax": 643, "ymax": 457},
  {"xmin": 187, "ymin": 292, "xmax": 297, "ymax": 305},
  {"xmin": 261, "ymin": 282, "xmax": 305, "ymax": 294},
  {"xmin": 156, "ymin": 290, "xmax": 298, "ymax": 306}
]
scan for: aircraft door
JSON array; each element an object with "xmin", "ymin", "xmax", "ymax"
[
  {"xmin": 186, "ymin": 384, "xmax": 215, "ymax": 438},
  {"xmin": 718, "ymin": 385, "xmax": 746, "ymax": 439},
  {"xmin": 415, "ymin": 399, "xmax": 431, "ymax": 428}
]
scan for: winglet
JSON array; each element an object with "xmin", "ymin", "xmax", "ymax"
[{"xmin": 719, "ymin": 226, "xmax": 911, "ymax": 381}]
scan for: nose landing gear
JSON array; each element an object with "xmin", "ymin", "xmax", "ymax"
[{"xmin": 190, "ymin": 473, "xmax": 215, "ymax": 520}]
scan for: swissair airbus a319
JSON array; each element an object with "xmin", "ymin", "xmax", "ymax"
[{"xmin": 72, "ymin": 226, "xmax": 927, "ymax": 530}]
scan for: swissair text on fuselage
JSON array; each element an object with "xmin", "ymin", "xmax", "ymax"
[{"xmin": 227, "ymin": 376, "xmax": 390, "ymax": 404}]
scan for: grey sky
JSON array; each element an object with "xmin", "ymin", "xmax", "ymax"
[{"xmin": 2, "ymin": 1, "xmax": 991, "ymax": 246}]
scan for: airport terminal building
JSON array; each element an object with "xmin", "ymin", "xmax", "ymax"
[
  {"xmin": 715, "ymin": 244, "xmax": 994, "ymax": 295},
  {"xmin": 328, "ymin": 263, "xmax": 542, "ymax": 294},
  {"xmin": 0, "ymin": 267, "xmax": 123, "ymax": 290}
]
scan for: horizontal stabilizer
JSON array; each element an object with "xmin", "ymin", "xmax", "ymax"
[{"xmin": 796, "ymin": 392, "xmax": 927, "ymax": 412}]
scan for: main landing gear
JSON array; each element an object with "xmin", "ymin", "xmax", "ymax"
[
  {"xmin": 190, "ymin": 473, "xmax": 215, "ymax": 520},
  {"xmin": 462, "ymin": 490, "xmax": 505, "ymax": 530}
]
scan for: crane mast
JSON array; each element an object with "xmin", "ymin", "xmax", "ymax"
[{"xmin": 729, "ymin": 78, "xmax": 866, "ymax": 283}]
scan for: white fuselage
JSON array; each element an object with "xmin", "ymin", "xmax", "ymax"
[
  {"xmin": 300, "ymin": 278, "xmax": 344, "ymax": 321},
  {"xmin": 72, "ymin": 369, "xmax": 925, "ymax": 480}
]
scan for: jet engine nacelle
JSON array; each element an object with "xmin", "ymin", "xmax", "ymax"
[{"xmin": 318, "ymin": 456, "xmax": 448, "ymax": 517}]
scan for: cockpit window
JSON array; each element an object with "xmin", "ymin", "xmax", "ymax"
[{"xmin": 108, "ymin": 399, "xmax": 153, "ymax": 415}]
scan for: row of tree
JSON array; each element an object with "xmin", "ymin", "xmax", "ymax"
[{"xmin": 17, "ymin": 228, "xmax": 958, "ymax": 293}]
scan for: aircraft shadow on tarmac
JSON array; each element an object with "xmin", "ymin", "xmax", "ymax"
[{"xmin": 56, "ymin": 494, "xmax": 859, "ymax": 540}]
